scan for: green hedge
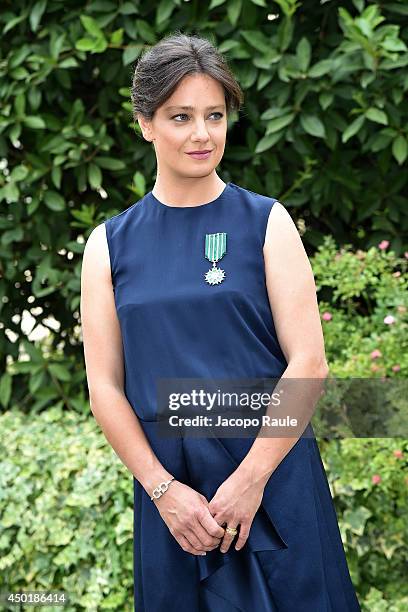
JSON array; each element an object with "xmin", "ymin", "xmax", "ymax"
[
  {"xmin": 0, "ymin": 408, "xmax": 133, "ymax": 611},
  {"xmin": 322, "ymin": 437, "xmax": 408, "ymax": 610},
  {"xmin": 0, "ymin": 407, "xmax": 406, "ymax": 610}
]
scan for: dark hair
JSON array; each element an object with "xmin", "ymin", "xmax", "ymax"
[{"xmin": 131, "ymin": 31, "xmax": 244, "ymax": 122}]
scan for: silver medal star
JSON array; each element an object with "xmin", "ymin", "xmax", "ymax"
[{"xmin": 205, "ymin": 267, "xmax": 226, "ymax": 285}]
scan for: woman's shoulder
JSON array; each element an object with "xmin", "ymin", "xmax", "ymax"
[
  {"xmin": 103, "ymin": 195, "xmax": 147, "ymax": 228},
  {"xmin": 229, "ymin": 183, "xmax": 290, "ymax": 232},
  {"xmin": 230, "ymin": 182, "xmax": 286, "ymax": 213}
]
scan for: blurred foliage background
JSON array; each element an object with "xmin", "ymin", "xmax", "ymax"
[{"xmin": 0, "ymin": 0, "xmax": 407, "ymax": 610}]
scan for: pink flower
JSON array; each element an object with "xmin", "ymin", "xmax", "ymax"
[
  {"xmin": 370, "ymin": 349, "xmax": 382, "ymax": 359},
  {"xmin": 404, "ymin": 252, "xmax": 408, "ymax": 259},
  {"xmin": 384, "ymin": 315, "xmax": 396, "ymax": 325},
  {"xmin": 393, "ymin": 271, "xmax": 401, "ymax": 277},
  {"xmin": 378, "ymin": 240, "xmax": 389, "ymax": 250},
  {"xmin": 393, "ymin": 450, "xmax": 403, "ymax": 459},
  {"xmin": 322, "ymin": 312, "xmax": 332, "ymax": 321},
  {"xmin": 371, "ymin": 364, "xmax": 379, "ymax": 372},
  {"xmin": 392, "ymin": 365, "xmax": 401, "ymax": 372},
  {"xmin": 372, "ymin": 474, "xmax": 381, "ymax": 484}
]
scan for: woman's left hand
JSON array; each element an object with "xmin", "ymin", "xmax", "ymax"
[{"xmin": 208, "ymin": 469, "xmax": 266, "ymax": 553}]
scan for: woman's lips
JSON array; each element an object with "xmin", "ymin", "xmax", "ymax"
[{"xmin": 186, "ymin": 150, "xmax": 212, "ymax": 160}]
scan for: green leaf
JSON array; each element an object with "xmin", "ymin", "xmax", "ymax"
[
  {"xmin": 241, "ymin": 31, "xmax": 271, "ymax": 54},
  {"xmin": 78, "ymin": 125, "xmax": 94, "ymax": 138},
  {"xmin": 29, "ymin": 370, "xmax": 47, "ymax": 395},
  {"xmin": 91, "ymin": 38, "xmax": 108, "ymax": 54},
  {"xmin": 3, "ymin": 13, "xmax": 26, "ymax": 35},
  {"xmin": 59, "ymin": 58, "xmax": 78, "ymax": 69},
  {"xmin": 227, "ymin": 0, "xmax": 242, "ymax": 26},
  {"xmin": 10, "ymin": 164, "xmax": 29, "ymax": 181},
  {"xmin": 3, "ymin": 183, "xmax": 19, "ymax": 202},
  {"xmin": 10, "ymin": 66, "xmax": 30, "ymax": 80},
  {"xmin": 119, "ymin": 2, "xmax": 139, "ymax": 14},
  {"xmin": 51, "ymin": 166, "xmax": 62, "ymax": 190},
  {"xmin": 80, "ymin": 15, "xmax": 104, "ymax": 39},
  {"xmin": 300, "ymin": 114, "xmax": 326, "ymax": 138},
  {"xmin": 133, "ymin": 172, "xmax": 146, "ymax": 195},
  {"xmin": 266, "ymin": 113, "xmax": 295, "ymax": 134},
  {"xmin": 94, "ymin": 157, "xmax": 126, "ymax": 170},
  {"xmin": 343, "ymin": 506, "xmax": 372, "ymax": 536},
  {"xmin": 123, "ymin": 46, "xmax": 142, "ymax": 66},
  {"xmin": 48, "ymin": 364, "xmax": 71, "ymax": 382},
  {"xmin": 44, "ymin": 191, "xmax": 66, "ymax": 212},
  {"xmin": 2, "ymin": 227, "xmax": 24, "ymax": 245},
  {"xmin": 110, "ymin": 29, "xmax": 124, "ymax": 46},
  {"xmin": 255, "ymin": 131, "xmax": 283, "ymax": 153},
  {"xmin": 75, "ymin": 38, "xmax": 97, "ymax": 52},
  {"xmin": 277, "ymin": 14, "xmax": 294, "ymax": 52},
  {"xmin": 365, "ymin": 108, "xmax": 388, "ymax": 125},
  {"xmin": 308, "ymin": 59, "xmax": 333, "ymax": 78},
  {"xmin": 136, "ymin": 20, "xmax": 156, "ymax": 44},
  {"xmin": 319, "ymin": 92, "xmax": 333, "ymax": 110},
  {"xmin": 14, "ymin": 92, "xmax": 26, "ymax": 117},
  {"xmin": 29, "ymin": 0, "xmax": 47, "ymax": 32},
  {"xmin": 209, "ymin": 0, "xmax": 227, "ymax": 8},
  {"xmin": 342, "ymin": 115, "xmax": 365, "ymax": 143},
  {"xmin": 392, "ymin": 135, "xmax": 407, "ymax": 164},
  {"xmin": 382, "ymin": 37, "xmax": 407, "ymax": 52},
  {"xmin": 88, "ymin": 163, "xmax": 102, "ymax": 189},
  {"xmin": 296, "ymin": 37, "xmax": 311, "ymax": 72},
  {"xmin": 9, "ymin": 47, "xmax": 31, "ymax": 69},
  {"xmin": 0, "ymin": 373, "xmax": 12, "ymax": 408},
  {"xmin": 50, "ymin": 33, "xmax": 66, "ymax": 60},
  {"xmin": 156, "ymin": 0, "xmax": 176, "ymax": 25},
  {"xmin": 23, "ymin": 116, "xmax": 46, "ymax": 129}
]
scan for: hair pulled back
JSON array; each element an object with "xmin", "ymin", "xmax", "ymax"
[{"xmin": 131, "ymin": 31, "xmax": 244, "ymax": 122}]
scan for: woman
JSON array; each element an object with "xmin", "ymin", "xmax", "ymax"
[{"xmin": 81, "ymin": 32, "xmax": 361, "ymax": 611}]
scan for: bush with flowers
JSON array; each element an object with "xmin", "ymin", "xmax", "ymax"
[
  {"xmin": 313, "ymin": 235, "xmax": 407, "ymax": 378},
  {"xmin": 311, "ymin": 235, "xmax": 407, "ymax": 610}
]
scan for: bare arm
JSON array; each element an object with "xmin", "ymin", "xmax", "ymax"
[
  {"xmin": 80, "ymin": 223, "xmax": 173, "ymax": 494},
  {"xmin": 237, "ymin": 201, "xmax": 329, "ymax": 484},
  {"xmin": 80, "ymin": 223, "xmax": 224, "ymax": 554}
]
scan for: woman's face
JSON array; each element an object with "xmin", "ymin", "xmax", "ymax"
[{"xmin": 138, "ymin": 73, "xmax": 228, "ymax": 179}]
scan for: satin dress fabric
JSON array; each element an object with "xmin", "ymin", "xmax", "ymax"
[{"xmin": 104, "ymin": 182, "xmax": 361, "ymax": 612}]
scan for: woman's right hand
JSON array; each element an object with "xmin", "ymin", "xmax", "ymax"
[{"xmin": 153, "ymin": 480, "xmax": 225, "ymax": 555}]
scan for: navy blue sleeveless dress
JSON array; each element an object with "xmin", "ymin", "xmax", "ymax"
[{"xmin": 104, "ymin": 182, "xmax": 361, "ymax": 612}]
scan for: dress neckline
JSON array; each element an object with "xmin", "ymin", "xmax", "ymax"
[{"xmin": 148, "ymin": 182, "xmax": 232, "ymax": 210}]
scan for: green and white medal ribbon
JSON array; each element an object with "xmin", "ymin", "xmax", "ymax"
[{"xmin": 204, "ymin": 232, "xmax": 227, "ymax": 285}]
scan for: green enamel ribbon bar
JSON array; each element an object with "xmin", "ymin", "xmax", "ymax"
[{"xmin": 205, "ymin": 233, "xmax": 227, "ymax": 263}]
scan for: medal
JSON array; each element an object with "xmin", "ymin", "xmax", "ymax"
[{"xmin": 204, "ymin": 232, "xmax": 227, "ymax": 285}]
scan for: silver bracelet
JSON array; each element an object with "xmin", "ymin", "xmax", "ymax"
[{"xmin": 150, "ymin": 477, "xmax": 175, "ymax": 501}]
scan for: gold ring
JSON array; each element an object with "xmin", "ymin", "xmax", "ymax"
[{"xmin": 225, "ymin": 526, "xmax": 238, "ymax": 536}]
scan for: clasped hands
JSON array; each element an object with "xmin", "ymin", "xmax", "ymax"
[{"xmin": 154, "ymin": 469, "xmax": 265, "ymax": 555}]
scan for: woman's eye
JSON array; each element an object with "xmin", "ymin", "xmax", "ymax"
[{"xmin": 172, "ymin": 112, "xmax": 223, "ymax": 122}]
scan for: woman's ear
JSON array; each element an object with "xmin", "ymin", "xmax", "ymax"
[{"xmin": 137, "ymin": 114, "xmax": 154, "ymax": 142}]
